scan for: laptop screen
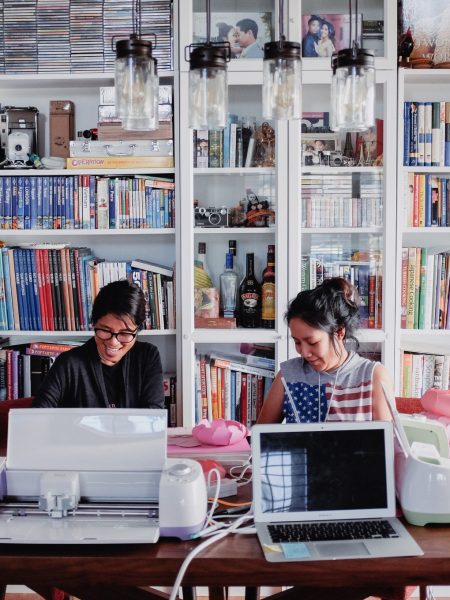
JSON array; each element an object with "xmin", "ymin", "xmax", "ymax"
[{"xmin": 252, "ymin": 422, "xmax": 395, "ymax": 523}]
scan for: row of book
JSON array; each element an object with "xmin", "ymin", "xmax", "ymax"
[
  {"xmin": 193, "ymin": 116, "xmax": 271, "ymax": 169},
  {"xmin": 0, "ymin": 246, "xmax": 175, "ymax": 332},
  {"xmin": 405, "ymin": 173, "xmax": 450, "ymax": 228},
  {"xmin": 401, "ymin": 247, "xmax": 450, "ymax": 330},
  {"xmin": 403, "ymin": 101, "xmax": 450, "ymax": 167},
  {"xmin": 195, "ymin": 352, "xmax": 275, "ymax": 427},
  {"xmin": 301, "ymin": 255, "xmax": 383, "ymax": 329},
  {"xmin": 301, "ymin": 196, "xmax": 383, "ymax": 228},
  {"xmin": 400, "ymin": 351, "xmax": 450, "ymax": 398},
  {"xmin": 0, "ymin": 341, "xmax": 178, "ymax": 410},
  {"xmin": 0, "ymin": 0, "xmax": 173, "ymax": 74},
  {"xmin": 0, "ymin": 175, "xmax": 175, "ymax": 231}
]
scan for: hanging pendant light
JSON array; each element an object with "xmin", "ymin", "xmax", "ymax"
[
  {"xmin": 330, "ymin": 0, "xmax": 375, "ymax": 132},
  {"xmin": 186, "ymin": 0, "xmax": 231, "ymax": 130},
  {"xmin": 262, "ymin": 0, "xmax": 301, "ymax": 120},
  {"xmin": 114, "ymin": 0, "xmax": 159, "ymax": 131}
]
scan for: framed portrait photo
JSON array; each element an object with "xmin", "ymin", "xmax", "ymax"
[
  {"xmin": 302, "ymin": 133, "xmax": 341, "ymax": 153},
  {"xmin": 193, "ymin": 12, "xmax": 273, "ymax": 59},
  {"xmin": 301, "ymin": 13, "xmax": 362, "ymax": 58}
]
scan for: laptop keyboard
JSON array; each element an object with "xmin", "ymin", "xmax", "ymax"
[{"xmin": 268, "ymin": 520, "xmax": 399, "ymax": 543}]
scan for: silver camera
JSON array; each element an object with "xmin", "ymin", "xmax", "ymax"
[
  {"xmin": 194, "ymin": 206, "xmax": 229, "ymax": 227},
  {"xmin": 329, "ymin": 151, "xmax": 344, "ymax": 167},
  {"xmin": 8, "ymin": 131, "xmax": 32, "ymax": 163}
]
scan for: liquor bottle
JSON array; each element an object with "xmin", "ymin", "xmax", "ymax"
[
  {"xmin": 194, "ymin": 241, "xmax": 213, "ymax": 288},
  {"xmin": 261, "ymin": 245, "xmax": 275, "ymax": 329},
  {"xmin": 238, "ymin": 253, "xmax": 261, "ymax": 328},
  {"xmin": 219, "ymin": 252, "xmax": 238, "ymax": 318}
]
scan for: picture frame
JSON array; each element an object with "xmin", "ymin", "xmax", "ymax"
[
  {"xmin": 301, "ymin": 134, "xmax": 342, "ymax": 167},
  {"xmin": 302, "ymin": 133, "xmax": 341, "ymax": 153},
  {"xmin": 301, "ymin": 13, "xmax": 363, "ymax": 58},
  {"xmin": 193, "ymin": 12, "xmax": 273, "ymax": 59}
]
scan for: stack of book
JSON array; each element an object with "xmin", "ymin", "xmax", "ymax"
[
  {"xmin": 405, "ymin": 173, "xmax": 450, "ymax": 228},
  {"xmin": 194, "ymin": 351, "xmax": 275, "ymax": 427},
  {"xmin": 0, "ymin": 246, "xmax": 175, "ymax": 332},
  {"xmin": 400, "ymin": 350, "xmax": 450, "ymax": 398},
  {"xmin": 301, "ymin": 249, "xmax": 382, "ymax": 329},
  {"xmin": 403, "ymin": 101, "xmax": 450, "ymax": 167},
  {"xmin": 0, "ymin": 341, "xmax": 80, "ymax": 401},
  {"xmin": 0, "ymin": 175, "xmax": 175, "ymax": 231},
  {"xmin": 400, "ymin": 247, "xmax": 450, "ymax": 330}
]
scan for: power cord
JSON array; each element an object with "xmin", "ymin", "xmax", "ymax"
[{"xmin": 168, "ymin": 512, "xmax": 255, "ymax": 600}]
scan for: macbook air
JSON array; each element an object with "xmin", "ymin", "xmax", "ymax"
[{"xmin": 252, "ymin": 421, "xmax": 423, "ymax": 562}]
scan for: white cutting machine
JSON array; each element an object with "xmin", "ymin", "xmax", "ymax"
[{"xmin": 0, "ymin": 408, "xmax": 207, "ymax": 543}]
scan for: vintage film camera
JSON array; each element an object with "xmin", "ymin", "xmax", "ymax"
[
  {"xmin": 0, "ymin": 106, "xmax": 39, "ymax": 166},
  {"xmin": 194, "ymin": 206, "xmax": 229, "ymax": 228}
]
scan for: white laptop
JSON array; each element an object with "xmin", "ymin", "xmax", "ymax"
[
  {"xmin": 0, "ymin": 408, "xmax": 167, "ymax": 544},
  {"xmin": 251, "ymin": 421, "xmax": 423, "ymax": 562}
]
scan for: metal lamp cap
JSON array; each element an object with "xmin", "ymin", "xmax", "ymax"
[
  {"xmin": 116, "ymin": 35, "xmax": 154, "ymax": 59},
  {"xmin": 335, "ymin": 47, "xmax": 375, "ymax": 69},
  {"xmin": 263, "ymin": 40, "xmax": 301, "ymax": 61},
  {"xmin": 189, "ymin": 44, "xmax": 229, "ymax": 70}
]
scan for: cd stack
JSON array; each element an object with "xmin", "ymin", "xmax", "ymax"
[
  {"xmin": 37, "ymin": 0, "xmax": 70, "ymax": 73},
  {"xmin": 4, "ymin": 0, "xmax": 38, "ymax": 73},
  {"xmin": 70, "ymin": 0, "xmax": 104, "ymax": 73}
]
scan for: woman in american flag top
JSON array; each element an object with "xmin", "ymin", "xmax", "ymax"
[{"xmin": 257, "ymin": 277, "xmax": 393, "ymax": 424}]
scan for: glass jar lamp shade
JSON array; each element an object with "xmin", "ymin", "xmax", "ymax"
[
  {"xmin": 262, "ymin": 41, "xmax": 301, "ymax": 120},
  {"xmin": 115, "ymin": 36, "xmax": 159, "ymax": 131},
  {"xmin": 188, "ymin": 45, "xmax": 229, "ymax": 130},
  {"xmin": 331, "ymin": 48, "xmax": 375, "ymax": 132}
]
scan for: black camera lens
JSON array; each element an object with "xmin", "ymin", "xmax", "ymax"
[
  {"xmin": 15, "ymin": 144, "xmax": 22, "ymax": 151},
  {"xmin": 208, "ymin": 212, "xmax": 222, "ymax": 226}
]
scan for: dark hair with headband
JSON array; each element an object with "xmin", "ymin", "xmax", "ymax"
[{"xmin": 285, "ymin": 277, "xmax": 360, "ymax": 350}]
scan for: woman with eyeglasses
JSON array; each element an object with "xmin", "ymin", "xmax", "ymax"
[{"xmin": 32, "ymin": 279, "xmax": 165, "ymax": 409}]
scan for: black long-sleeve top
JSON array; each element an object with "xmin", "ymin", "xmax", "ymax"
[{"xmin": 32, "ymin": 337, "xmax": 165, "ymax": 409}]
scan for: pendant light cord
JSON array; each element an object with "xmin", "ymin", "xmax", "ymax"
[
  {"xmin": 279, "ymin": 0, "xmax": 285, "ymax": 43},
  {"xmin": 206, "ymin": 0, "xmax": 211, "ymax": 44},
  {"xmin": 132, "ymin": 0, "xmax": 142, "ymax": 37}
]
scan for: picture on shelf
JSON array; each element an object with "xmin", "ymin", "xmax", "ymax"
[
  {"xmin": 301, "ymin": 13, "xmax": 362, "ymax": 57},
  {"xmin": 355, "ymin": 118, "xmax": 384, "ymax": 165},
  {"xmin": 193, "ymin": 12, "xmax": 272, "ymax": 59},
  {"xmin": 302, "ymin": 133, "xmax": 340, "ymax": 153},
  {"xmin": 302, "ymin": 134, "xmax": 341, "ymax": 167}
]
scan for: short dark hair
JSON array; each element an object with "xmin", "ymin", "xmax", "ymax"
[
  {"xmin": 308, "ymin": 15, "xmax": 321, "ymax": 26},
  {"xmin": 285, "ymin": 277, "xmax": 360, "ymax": 349},
  {"xmin": 236, "ymin": 18, "xmax": 258, "ymax": 39},
  {"xmin": 91, "ymin": 280, "xmax": 146, "ymax": 329}
]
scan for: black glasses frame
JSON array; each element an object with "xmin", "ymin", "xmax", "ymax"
[{"xmin": 94, "ymin": 328, "xmax": 138, "ymax": 344}]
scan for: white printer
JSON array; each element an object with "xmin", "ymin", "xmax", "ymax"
[{"xmin": 0, "ymin": 408, "xmax": 207, "ymax": 543}]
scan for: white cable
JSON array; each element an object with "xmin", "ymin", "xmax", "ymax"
[{"xmin": 169, "ymin": 513, "xmax": 253, "ymax": 600}]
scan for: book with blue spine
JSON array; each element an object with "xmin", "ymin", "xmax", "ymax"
[
  {"xmin": 409, "ymin": 101, "xmax": 418, "ymax": 166},
  {"xmin": 2, "ymin": 248, "xmax": 14, "ymax": 330},
  {"xmin": 30, "ymin": 177, "xmax": 38, "ymax": 229},
  {"xmin": 12, "ymin": 176, "xmax": 20, "ymax": 230},
  {"xmin": 13, "ymin": 249, "xmax": 27, "ymax": 330},
  {"xmin": 48, "ymin": 177, "xmax": 54, "ymax": 230},
  {"xmin": 108, "ymin": 177, "xmax": 116, "ymax": 228},
  {"xmin": 0, "ymin": 250, "xmax": 8, "ymax": 330},
  {"xmin": 424, "ymin": 102, "xmax": 432, "ymax": 167},
  {"xmin": 36, "ymin": 176, "xmax": 43, "ymax": 229},
  {"xmin": 23, "ymin": 176, "xmax": 31, "ymax": 229},
  {"xmin": 42, "ymin": 176, "xmax": 50, "ymax": 229},
  {"xmin": 3, "ymin": 177, "xmax": 12, "ymax": 230},
  {"xmin": 0, "ymin": 179, "xmax": 4, "ymax": 228},
  {"xmin": 66, "ymin": 176, "xmax": 74, "ymax": 228},
  {"xmin": 441, "ymin": 177, "xmax": 447, "ymax": 227},
  {"xmin": 73, "ymin": 175, "xmax": 80, "ymax": 229},
  {"xmin": 403, "ymin": 102, "xmax": 411, "ymax": 165},
  {"xmin": 417, "ymin": 102, "xmax": 425, "ymax": 167},
  {"xmin": 29, "ymin": 250, "xmax": 42, "ymax": 330}
]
